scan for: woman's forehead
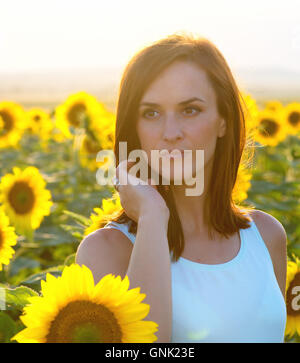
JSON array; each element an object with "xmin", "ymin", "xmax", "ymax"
[{"xmin": 140, "ymin": 62, "xmax": 214, "ymax": 103}]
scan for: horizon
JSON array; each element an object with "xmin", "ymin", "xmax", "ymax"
[{"xmin": 1, "ymin": 65, "xmax": 299, "ymax": 110}]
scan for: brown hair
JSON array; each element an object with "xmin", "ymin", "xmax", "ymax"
[{"xmin": 109, "ymin": 31, "xmax": 255, "ymax": 262}]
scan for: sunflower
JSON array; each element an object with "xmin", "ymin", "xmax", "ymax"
[
  {"xmin": 83, "ymin": 104, "xmax": 115, "ymax": 149},
  {"xmin": 95, "ymin": 107, "xmax": 115, "ymax": 150},
  {"xmin": 49, "ymin": 127, "xmax": 67, "ymax": 143},
  {"xmin": 84, "ymin": 195, "xmax": 122, "ymax": 236},
  {"xmin": 264, "ymin": 100, "xmax": 284, "ymax": 113},
  {"xmin": 239, "ymin": 92, "xmax": 259, "ymax": 134},
  {"xmin": 54, "ymin": 92, "xmax": 108, "ymax": 139},
  {"xmin": 252, "ymin": 108, "xmax": 287, "ymax": 147},
  {"xmin": 0, "ymin": 101, "xmax": 27, "ymax": 149},
  {"xmin": 79, "ymin": 133, "xmax": 114, "ymax": 172},
  {"xmin": 79, "ymin": 134, "xmax": 102, "ymax": 171},
  {"xmin": 283, "ymin": 102, "xmax": 300, "ymax": 136},
  {"xmin": 232, "ymin": 163, "xmax": 252, "ymax": 203},
  {"xmin": 26, "ymin": 108, "xmax": 54, "ymax": 140},
  {"xmin": 0, "ymin": 167, "xmax": 53, "ymax": 237},
  {"xmin": 11, "ymin": 263, "xmax": 158, "ymax": 343},
  {"xmin": 0, "ymin": 208, "xmax": 18, "ymax": 271},
  {"xmin": 285, "ymin": 258, "xmax": 300, "ymax": 339},
  {"xmin": 75, "ymin": 105, "xmax": 115, "ymax": 172}
]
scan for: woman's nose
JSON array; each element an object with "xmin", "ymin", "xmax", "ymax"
[{"xmin": 162, "ymin": 120, "xmax": 184, "ymax": 142}]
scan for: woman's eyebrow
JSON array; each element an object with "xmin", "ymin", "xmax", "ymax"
[{"xmin": 139, "ymin": 97, "xmax": 205, "ymax": 107}]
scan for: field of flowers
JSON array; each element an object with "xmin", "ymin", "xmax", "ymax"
[{"xmin": 0, "ymin": 91, "xmax": 299, "ymax": 343}]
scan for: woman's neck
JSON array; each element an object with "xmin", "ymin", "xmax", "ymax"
[{"xmin": 169, "ymin": 157, "xmax": 215, "ymax": 239}]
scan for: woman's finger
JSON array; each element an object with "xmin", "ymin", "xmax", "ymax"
[{"xmin": 116, "ymin": 159, "xmax": 136, "ymax": 184}]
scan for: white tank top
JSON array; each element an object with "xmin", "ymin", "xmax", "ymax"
[{"xmin": 103, "ymin": 213, "xmax": 287, "ymax": 343}]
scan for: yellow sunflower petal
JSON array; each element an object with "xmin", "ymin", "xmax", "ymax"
[{"xmin": 0, "ymin": 208, "xmax": 18, "ymax": 270}]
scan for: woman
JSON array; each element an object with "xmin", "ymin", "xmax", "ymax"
[{"xmin": 76, "ymin": 32, "xmax": 287, "ymax": 343}]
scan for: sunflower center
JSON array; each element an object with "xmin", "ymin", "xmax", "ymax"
[
  {"xmin": 0, "ymin": 110, "xmax": 14, "ymax": 135},
  {"xmin": 259, "ymin": 118, "xmax": 279, "ymax": 137},
  {"xmin": 46, "ymin": 300, "xmax": 123, "ymax": 343},
  {"xmin": 83, "ymin": 137, "xmax": 101, "ymax": 154},
  {"xmin": 286, "ymin": 271, "xmax": 300, "ymax": 316},
  {"xmin": 288, "ymin": 112, "xmax": 300, "ymax": 127},
  {"xmin": 8, "ymin": 181, "xmax": 35, "ymax": 215},
  {"xmin": 33, "ymin": 115, "xmax": 41, "ymax": 122},
  {"xmin": 67, "ymin": 103, "xmax": 86, "ymax": 127}
]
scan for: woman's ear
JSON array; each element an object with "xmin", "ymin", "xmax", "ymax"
[{"xmin": 218, "ymin": 118, "xmax": 226, "ymax": 138}]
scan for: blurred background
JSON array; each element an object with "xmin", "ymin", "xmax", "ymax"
[{"xmin": 1, "ymin": 0, "xmax": 300, "ymax": 111}]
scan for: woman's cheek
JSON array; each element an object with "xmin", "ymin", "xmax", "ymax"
[{"xmin": 191, "ymin": 126, "xmax": 217, "ymax": 163}]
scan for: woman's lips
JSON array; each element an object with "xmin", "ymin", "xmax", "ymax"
[{"xmin": 159, "ymin": 149, "xmax": 184, "ymax": 158}]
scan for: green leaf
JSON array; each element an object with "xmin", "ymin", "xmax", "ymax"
[
  {"xmin": 62, "ymin": 210, "xmax": 91, "ymax": 227},
  {"xmin": 38, "ymin": 238, "xmax": 76, "ymax": 247},
  {"xmin": 9, "ymin": 257, "xmax": 41, "ymax": 277},
  {"xmin": 1, "ymin": 286, "xmax": 39, "ymax": 311},
  {"xmin": 64, "ymin": 253, "xmax": 76, "ymax": 266},
  {"xmin": 19, "ymin": 266, "xmax": 64, "ymax": 292},
  {"xmin": 60, "ymin": 224, "xmax": 84, "ymax": 239},
  {"xmin": 34, "ymin": 226, "xmax": 77, "ymax": 246},
  {"xmin": 70, "ymin": 232, "xmax": 84, "ymax": 240},
  {"xmin": 0, "ymin": 312, "xmax": 18, "ymax": 343}
]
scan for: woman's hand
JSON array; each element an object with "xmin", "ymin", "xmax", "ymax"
[{"xmin": 115, "ymin": 159, "xmax": 170, "ymax": 223}]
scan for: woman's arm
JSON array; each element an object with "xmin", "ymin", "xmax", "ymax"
[
  {"xmin": 76, "ymin": 206, "xmax": 172, "ymax": 343},
  {"xmin": 126, "ymin": 207, "xmax": 172, "ymax": 343},
  {"xmin": 77, "ymin": 158, "xmax": 172, "ymax": 343},
  {"xmin": 251, "ymin": 209, "xmax": 287, "ymax": 299}
]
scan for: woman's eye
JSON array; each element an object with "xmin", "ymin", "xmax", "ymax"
[
  {"xmin": 142, "ymin": 106, "xmax": 201, "ymax": 119},
  {"xmin": 142, "ymin": 109, "xmax": 159, "ymax": 119},
  {"xmin": 183, "ymin": 106, "xmax": 201, "ymax": 115}
]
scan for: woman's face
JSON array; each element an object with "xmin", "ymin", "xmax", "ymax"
[{"xmin": 136, "ymin": 60, "xmax": 226, "ymax": 185}]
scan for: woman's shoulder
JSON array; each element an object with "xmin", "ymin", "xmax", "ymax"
[
  {"xmin": 86, "ymin": 223, "xmax": 134, "ymax": 250},
  {"xmin": 248, "ymin": 209, "xmax": 287, "ymax": 246},
  {"xmin": 75, "ymin": 226, "xmax": 134, "ymax": 283},
  {"xmin": 76, "ymin": 225, "xmax": 133, "ymax": 267},
  {"xmin": 249, "ymin": 209, "xmax": 287, "ymax": 297}
]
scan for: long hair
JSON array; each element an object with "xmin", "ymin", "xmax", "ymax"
[{"xmin": 108, "ymin": 31, "xmax": 255, "ymax": 262}]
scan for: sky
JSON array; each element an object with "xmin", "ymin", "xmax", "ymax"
[{"xmin": 1, "ymin": 0, "xmax": 300, "ymax": 74}]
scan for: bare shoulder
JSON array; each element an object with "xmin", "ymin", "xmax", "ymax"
[
  {"xmin": 75, "ymin": 227, "xmax": 133, "ymax": 284},
  {"xmin": 249, "ymin": 209, "xmax": 287, "ymax": 297},
  {"xmin": 249, "ymin": 209, "xmax": 287, "ymax": 247}
]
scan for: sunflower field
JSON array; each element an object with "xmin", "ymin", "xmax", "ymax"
[{"xmin": 0, "ymin": 91, "xmax": 300, "ymax": 343}]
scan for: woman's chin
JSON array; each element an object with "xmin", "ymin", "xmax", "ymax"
[
  {"xmin": 161, "ymin": 170, "xmax": 195, "ymax": 186},
  {"xmin": 149, "ymin": 165, "xmax": 195, "ymax": 186}
]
